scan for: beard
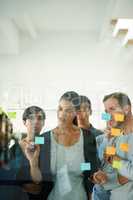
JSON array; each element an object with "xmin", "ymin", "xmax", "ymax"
[
  {"xmin": 113, "ymin": 121, "xmax": 125, "ymax": 129},
  {"xmin": 107, "ymin": 115, "xmax": 126, "ymax": 130}
]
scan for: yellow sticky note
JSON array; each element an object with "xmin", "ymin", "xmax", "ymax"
[
  {"xmin": 106, "ymin": 146, "xmax": 116, "ymax": 155},
  {"xmin": 112, "ymin": 160, "xmax": 122, "ymax": 169},
  {"xmin": 114, "ymin": 113, "xmax": 124, "ymax": 122},
  {"xmin": 111, "ymin": 128, "xmax": 122, "ymax": 136},
  {"xmin": 120, "ymin": 143, "xmax": 129, "ymax": 152}
]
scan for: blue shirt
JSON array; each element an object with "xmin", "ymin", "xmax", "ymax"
[{"xmin": 96, "ymin": 133, "xmax": 133, "ymax": 191}]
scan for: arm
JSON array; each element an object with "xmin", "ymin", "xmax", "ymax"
[
  {"xmin": 83, "ymin": 131, "xmax": 100, "ymax": 194},
  {"xmin": 93, "ymin": 170, "xmax": 108, "ymax": 184},
  {"xmin": 117, "ymin": 157, "xmax": 133, "ymax": 180},
  {"xmin": 19, "ymin": 140, "xmax": 42, "ymax": 183},
  {"xmin": 28, "ymin": 145, "xmax": 42, "ymax": 183},
  {"xmin": 109, "ymin": 155, "xmax": 131, "ymax": 184},
  {"xmin": 114, "ymin": 135, "xmax": 133, "ymax": 180}
]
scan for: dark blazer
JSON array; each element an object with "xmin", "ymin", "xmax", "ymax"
[
  {"xmin": 19, "ymin": 129, "xmax": 99, "ymax": 199},
  {"xmin": 40, "ymin": 129, "xmax": 99, "ymax": 198}
]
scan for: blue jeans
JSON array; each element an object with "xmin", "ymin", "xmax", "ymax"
[{"xmin": 92, "ymin": 184, "xmax": 111, "ymax": 200}]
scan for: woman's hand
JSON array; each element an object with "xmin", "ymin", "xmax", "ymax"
[
  {"xmin": 26, "ymin": 144, "xmax": 40, "ymax": 166},
  {"xmin": 19, "ymin": 139, "xmax": 42, "ymax": 183},
  {"xmin": 19, "ymin": 139, "xmax": 40, "ymax": 165}
]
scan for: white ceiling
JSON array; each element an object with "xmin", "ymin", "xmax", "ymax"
[
  {"xmin": 0, "ymin": 0, "xmax": 109, "ymax": 32},
  {"xmin": 0, "ymin": 0, "xmax": 133, "ymax": 54}
]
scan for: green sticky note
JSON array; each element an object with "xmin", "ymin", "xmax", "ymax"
[
  {"xmin": 112, "ymin": 160, "xmax": 122, "ymax": 169},
  {"xmin": 7, "ymin": 112, "xmax": 17, "ymax": 119},
  {"xmin": 0, "ymin": 107, "xmax": 3, "ymax": 114},
  {"xmin": 35, "ymin": 136, "xmax": 45, "ymax": 144}
]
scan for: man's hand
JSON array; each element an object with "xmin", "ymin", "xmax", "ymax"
[
  {"xmin": 104, "ymin": 152, "xmax": 113, "ymax": 164},
  {"xmin": 113, "ymin": 155, "xmax": 121, "ymax": 161},
  {"xmin": 117, "ymin": 174, "xmax": 129, "ymax": 185},
  {"xmin": 104, "ymin": 153, "xmax": 121, "ymax": 165},
  {"xmin": 93, "ymin": 170, "xmax": 108, "ymax": 184},
  {"xmin": 104, "ymin": 127, "xmax": 114, "ymax": 140}
]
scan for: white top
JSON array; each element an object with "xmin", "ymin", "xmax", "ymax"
[{"xmin": 48, "ymin": 129, "xmax": 87, "ymax": 200}]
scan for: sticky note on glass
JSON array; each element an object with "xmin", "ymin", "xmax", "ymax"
[
  {"xmin": 0, "ymin": 107, "xmax": 3, "ymax": 114},
  {"xmin": 120, "ymin": 143, "xmax": 129, "ymax": 152},
  {"xmin": 7, "ymin": 112, "xmax": 17, "ymax": 119},
  {"xmin": 112, "ymin": 160, "xmax": 122, "ymax": 169},
  {"xmin": 114, "ymin": 114, "xmax": 124, "ymax": 122},
  {"xmin": 80, "ymin": 163, "xmax": 91, "ymax": 171},
  {"xmin": 111, "ymin": 128, "xmax": 122, "ymax": 136},
  {"xmin": 35, "ymin": 136, "xmax": 45, "ymax": 144},
  {"xmin": 101, "ymin": 113, "xmax": 111, "ymax": 121},
  {"xmin": 106, "ymin": 146, "xmax": 116, "ymax": 155}
]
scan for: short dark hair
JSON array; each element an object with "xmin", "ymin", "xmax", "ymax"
[
  {"xmin": 103, "ymin": 92, "xmax": 131, "ymax": 107},
  {"xmin": 79, "ymin": 95, "xmax": 92, "ymax": 111},
  {"xmin": 60, "ymin": 91, "xmax": 80, "ymax": 111},
  {"xmin": 22, "ymin": 106, "xmax": 46, "ymax": 122}
]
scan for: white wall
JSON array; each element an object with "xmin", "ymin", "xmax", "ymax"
[{"xmin": 0, "ymin": 30, "xmax": 133, "ymax": 133}]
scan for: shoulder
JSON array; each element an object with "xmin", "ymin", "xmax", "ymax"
[
  {"xmin": 82, "ymin": 128, "xmax": 96, "ymax": 146},
  {"xmin": 90, "ymin": 125, "xmax": 104, "ymax": 137},
  {"xmin": 96, "ymin": 133, "xmax": 105, "ymax": 141},
  {"xmin": 96, "ymin": 134, "xmax": 106, "ymax": 145},
  {"xmin": 10, "ymin": 139, "xmax": 22, "ymax": 155},
  {"xmin": 40, "ymin": 131, "xmax": 51, "ymax": 151},
  {"xmin": 41, "ymin": 130, "xmax": 51, "ymax": 138}
]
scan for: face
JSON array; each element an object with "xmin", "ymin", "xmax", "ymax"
[
  {"xmin": 57, "ymin": 99, "xmax": 76, "ymax": 124},
  {"xmin": 24, "ymin": 111, "xmax": 45, "ymax": 138},
  {"xmin": 104, "ymin": 97, "xmax": 127, "ymax": 129},
  {"xmin": 77, "ymin": 103, "xmax": 91, "ymax": 123}
]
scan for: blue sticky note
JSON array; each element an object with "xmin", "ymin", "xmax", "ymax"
[
  {"xmin": 35, "ymin": 136, "xmax": 45, "ymax": 144},
  {"xmin": 80, "ymin": 163, "xmax": 91, "ymax": 171},
  {"xmin": 101, "ymin": 113, "xmax": 111, "ymax": 121}
]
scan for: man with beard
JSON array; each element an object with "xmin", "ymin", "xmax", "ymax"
[{"xmin": 92, "ymin": 92, "xmax": 133, "ymax": 200}]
